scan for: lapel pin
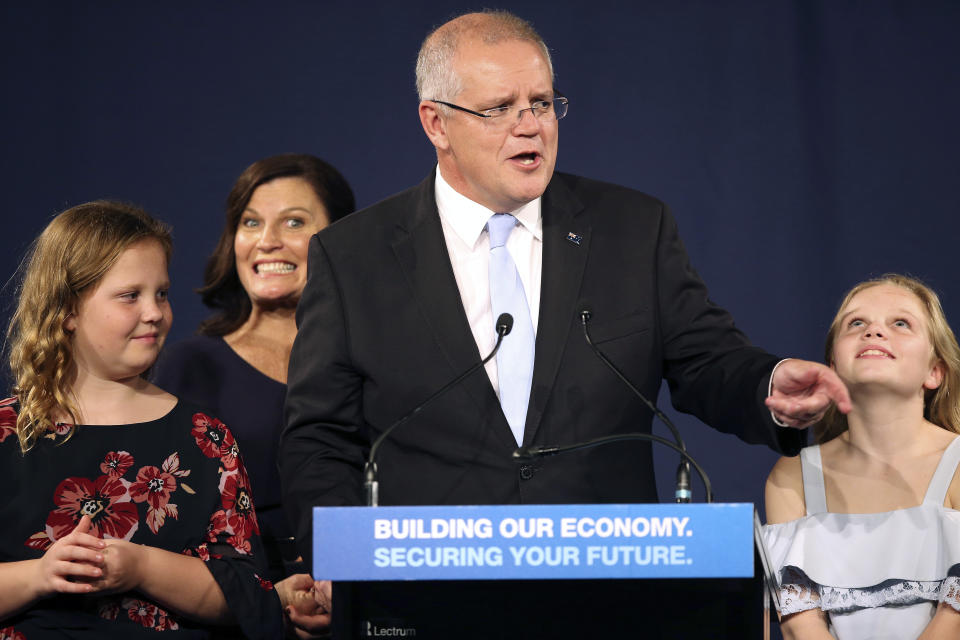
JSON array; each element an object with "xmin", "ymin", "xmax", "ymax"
[{"xmin": 566, "ymin": 231, "xmax": 582, "ymax": 246}]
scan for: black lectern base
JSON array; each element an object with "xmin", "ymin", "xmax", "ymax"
[{"xmin": 333, "ymin": 572, "xmax": 765, "ymax": 639}]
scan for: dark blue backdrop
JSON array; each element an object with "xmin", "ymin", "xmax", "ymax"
[{"xmin": 3, "ymin": 1, "xmax": 958, "ymax": 529}]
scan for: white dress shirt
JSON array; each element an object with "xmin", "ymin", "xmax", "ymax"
[{"xmin": 434, "ymin": 167, "xmax": 543, "ymax": 396}]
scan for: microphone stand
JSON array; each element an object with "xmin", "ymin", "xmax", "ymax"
[
  {"xmin": 364, "ymin": 314, "xmax": 513, "ymax": 506},
  {"xmin": 513, "ymin": 434, "xmax": 713, "ymax": 503},
  {"xmin": 538, "ymin": 309, "xmax": 711, "ymax": 502}
]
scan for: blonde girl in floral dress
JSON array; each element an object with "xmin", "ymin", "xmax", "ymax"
[{"xmin": 0, "ymin": 202, "xmax": 282, "ymax": 639}]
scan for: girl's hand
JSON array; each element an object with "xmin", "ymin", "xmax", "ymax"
[
  {"xmin": 92, "ymin": 538, "xmax": 147, "ymax": 593},
  {"xmin": 277, "ymin": 573, "xmax": 332, "ymax": 637},
  {"xmin": 35, "ymin": 515, "xmax": 106, "ymax": 596}
]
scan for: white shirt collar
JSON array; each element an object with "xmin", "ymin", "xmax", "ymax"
[{"xmin": 434, "ymin": 166, "xmax": 542, "ymax": 249}]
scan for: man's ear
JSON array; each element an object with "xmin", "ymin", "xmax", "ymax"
[{"xmin": 419, "ymin": 101, "xmax": 450, "ymax": 151}]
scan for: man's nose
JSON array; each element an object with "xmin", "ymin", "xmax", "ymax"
[{"xmin": 512, "ymin": 106, "xmax": 542, "ymax": 134}]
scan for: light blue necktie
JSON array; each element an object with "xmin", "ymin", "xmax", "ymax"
[{"xmin": 487, "ymin": 213, "xmax": 535, "ymax": 445}]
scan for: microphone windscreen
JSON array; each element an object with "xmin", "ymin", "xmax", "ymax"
[{"xmin": 497, "ymin": 312, "xmax": 514, "ymax": 336}]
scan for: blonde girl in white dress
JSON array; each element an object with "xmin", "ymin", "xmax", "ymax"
[{"xmin": 764, "ymin": 274, "xmax": 960, "ymax": 640}]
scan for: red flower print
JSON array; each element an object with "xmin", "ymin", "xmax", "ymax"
[
  {"xmin": 228, "ymin": 534, "xmax": 252, "ymax": 554},
  {"xmin": 126, "ymin": 598, "xmax": 159, "ymax": 627},
  {"xmin": 161, "ymin": 451, "xmax": 191, "ymax": 478},
  {"xmin": 191, "ymin": 413, "xmax": 229, "ymax": 458},
  {"xmin": 100, "ymin": 451, "xmax": 134, "ymax": 478},
  {"xmin": 145, "ymin": 503, "xmax": 179, "ymax": 535},
  {"xmin": 220, "ymin": 429, "xmax": 240, "ymax": 471},
  {"xmin": 187, "ymin": 542, "xmax": 211, "ymax": 562},
  {"xmin": 153, "ymin": 608, "xmax": 180, "ymax": 631},
  {"xmin": 51, "ymin": 421, "xmax": 72, "ymax": 436},
  {"xmin": 129, "ymin": 465, "xmax": 176, "ymax": 510},
  {"xmin": 118, "ymin": 596, "xmax": 179, "ymax": 630},
  {"xmin": 129, "ymin": 463, "xmax": 182, "ymax": 534},
  {"xmin": 46, "ymin": 475, "xmax": 138, "ymax": 541},
  {"xmin": 206, "ymin": 509, "xmax": 229, "ymax": 543},
  {"xmin": 0, "ymin": 626, "xmax": 25, "ymax": 640},
  {"xmin": 255, "ymin": 574, "xmax": 274, "ymax": 591},
  {"xmin": 221, "ymin": 473, "xmax": 259, "ymax": 544},
  {"xmin": 186, "ymin": 542, "xmax": 223, "ymax": 561},
  {"xmin": 0, "ymin": 398, "xmax": 16, "ymax": 444},
  {"xmin": 24, "ymin": 530, "xmax": 52, "ymax": 552}
]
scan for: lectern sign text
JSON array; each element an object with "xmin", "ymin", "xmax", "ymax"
[{"xmin": 313, "ymin": 503, "xmax": 753, "ymax": 581}]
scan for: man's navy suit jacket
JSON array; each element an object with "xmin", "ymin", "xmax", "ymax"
[{"xmin": 280, "ymin": 171, "xmax": 803, "ymax": 562}]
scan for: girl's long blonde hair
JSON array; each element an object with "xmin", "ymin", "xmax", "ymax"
[
  {"xmin": 6, "ymin": 201, "xmax": 171, "ymax": 452},
  {"xmin": 816, "ymin": 274, "xmax": 960, "ymax": 443}
]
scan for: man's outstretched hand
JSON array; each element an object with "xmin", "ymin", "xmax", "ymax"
[{"xmin": 765, "ymin": 359, "xmax": 852, "ymax": 428}]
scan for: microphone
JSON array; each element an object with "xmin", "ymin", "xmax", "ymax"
[
  {"xmin": 512, "ymin": 309, "xmax": 712, "ymax": 503},
  {"xmin": 675, "ymin": 461, "xmax": 692, "ymax": 503},
  {"xmin": 579, "ymin": 308, "xmax": 699, "ymax": 502},
  {"xmin": 364, "ymin": 312, "xmax": 513, "ymax": 506}
]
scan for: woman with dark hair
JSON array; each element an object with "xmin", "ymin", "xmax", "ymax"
[
  {"xmin": 196, "ymin": 153, "xmax": 355, "ymax": 337},
  {"xmin": 152, "ymin": 154, "xmax": 355, "ymax": 636}
]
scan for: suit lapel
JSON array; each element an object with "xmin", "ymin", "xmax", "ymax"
[
  {"xmin": 390, "ymin": 174, "xmax": 513, "ymax": 444},
  {"xmin": 524, "ymin": 176, "xmax": 590, "ymax": 444},
  {"xmin": 389, "ymin": 173, "xmax": 590, "ymax": 448}
]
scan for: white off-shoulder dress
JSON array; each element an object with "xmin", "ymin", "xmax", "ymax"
[{"xmin": 763, "ymin": 437, "xmax": 960, "ymax": 639}]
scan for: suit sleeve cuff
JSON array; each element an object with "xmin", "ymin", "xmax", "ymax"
[{"xmin": 768, "ymin": 358, "xmax": 793, "ymax": 427}]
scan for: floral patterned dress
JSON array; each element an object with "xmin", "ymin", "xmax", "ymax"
[{"xmin": 0, "ymin": 398, "xmax": 283, "ymax": 639}]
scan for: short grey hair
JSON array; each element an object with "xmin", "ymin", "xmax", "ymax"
[{"xmin": 415, "ymin": 11, "xmax": 554, "ymax": 102}]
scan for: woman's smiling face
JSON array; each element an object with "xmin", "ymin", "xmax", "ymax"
[{"xmin": 233, "ymin": 176, "xmax": 330, "ymax": 310}]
